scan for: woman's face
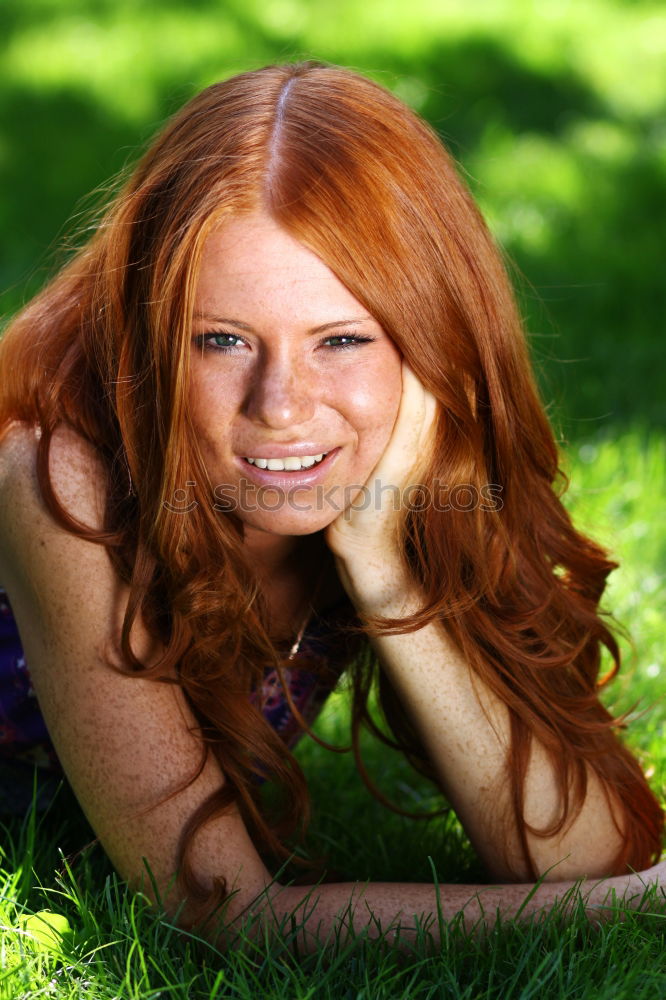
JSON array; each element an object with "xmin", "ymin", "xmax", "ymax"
[{"xmin": 189, "ymin": 211, "xmax": 403, "ymax": 543}]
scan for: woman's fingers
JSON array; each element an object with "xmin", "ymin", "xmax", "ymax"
[
  {"xmin": 326, "ymin": 361, "xmax": 438, "ymax": 565},
  {"xmin": 369, "ymin": 361, "xmax": 437, "ymax": 494}
]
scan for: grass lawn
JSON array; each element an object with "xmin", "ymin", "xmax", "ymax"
[
  {"xmin": 1, "ymin": 433, "xmax": 664, "ymax": 998},
  {"xmin": 1, "ymin": 1, "xmax": 664, "ymax": 995}
]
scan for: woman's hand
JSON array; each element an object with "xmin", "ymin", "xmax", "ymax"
[{"xmin": 325, "ymin": 361, "xmax": 437, "ymax": 612}]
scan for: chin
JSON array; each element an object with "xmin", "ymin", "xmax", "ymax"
[{"xmin": 237, "ymin": 511, "xmax": 338, "ymax": 538}]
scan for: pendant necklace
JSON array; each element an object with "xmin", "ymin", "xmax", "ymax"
[{"xmin": 287, "ymin": 564, "xmax": 326, "ymax": 661}]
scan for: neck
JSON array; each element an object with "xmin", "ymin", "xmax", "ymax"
[
  {"xmin": 242, "ymin": 528, "xmax": 345, "ymax": 629},
  {"xmin": 242, "ymin": 526, "xmax": 323, "ymax": 579}
]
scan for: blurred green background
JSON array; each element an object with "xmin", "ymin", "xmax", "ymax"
[
  {"xmin": 0, "ymin": 0, "xmax": 664, "ymax": 704},
  {"xmin": 1, "ymin": 0, "xmax": 664, "ymax": 435}
]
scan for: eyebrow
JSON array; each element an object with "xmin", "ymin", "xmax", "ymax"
[{"xmin": 192, "ymin": 315, "xmax": 375, "ymax": 335}]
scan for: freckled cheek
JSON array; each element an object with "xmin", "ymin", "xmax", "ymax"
[{"xmin": 188, "ymin": 371, "xmax": 241, "ymax": 455}]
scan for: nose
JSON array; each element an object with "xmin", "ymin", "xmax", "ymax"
[{"xmin": 243, "ymin": 354, "xmax": 316, "ymax": 429}]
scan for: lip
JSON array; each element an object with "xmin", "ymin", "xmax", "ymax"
[
  {"xmin": 236, "ymin": 443, "xmax": 336, "ymax": 460},
  {"xmin": 234, "ymin": 447, "xmax": 341, "ymax": 488}
]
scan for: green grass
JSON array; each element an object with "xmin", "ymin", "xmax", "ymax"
[
  {"xmin": 1, "ymin": 0, "xmax": 664, "ymax": 994},
  {"xmin": 1, "ymin": 433, "xmax": 664, "ymax": 998}
]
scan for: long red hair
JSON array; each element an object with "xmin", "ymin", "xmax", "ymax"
[{"xmin": 0, "ymin": 62, "xmax": 661, "ymax": 913}]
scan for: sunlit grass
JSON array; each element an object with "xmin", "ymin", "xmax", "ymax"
[
  {"xmin": 565, "ymin": 430, "xmax": 665, "ymax": 697},
  {"xmin": 562, "ymin": 431, "xmax": 666, "ymax": 797}
]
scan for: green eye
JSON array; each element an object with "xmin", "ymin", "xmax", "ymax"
[
  {"xmin": 192, "ymin": 332, "xmax": 376, "ymax": 353},
  {"xmin": 193, "ymin": 332, "xmax": 246, "ymax": 352},
  {"xmin": 210, "ymin": 333, "xmax": 242, "ymax": 349},
  {"xmin": 324, "ymin": 335, "xmax": 375, "ymax": 350}
]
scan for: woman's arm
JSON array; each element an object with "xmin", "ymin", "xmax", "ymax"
[
  {"xmin": 267, "ymin": 865, "xmax": 664, "ymax": 952},
  {"xmin": 0, "ymin": 423, "xmax": 660, "ymax": 954},
  {"xmin": 0, "ymin": 423, "xmax": 274, "ymax": 927},
  {"xmin": 326, "ymin": 365, "xmax": 644, "ymax": 882},
  {"xmin": 339, "ymin": 592, "xmax": 625, "ymax": 881}
]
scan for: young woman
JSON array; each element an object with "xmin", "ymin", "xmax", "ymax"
[{"xmin": 0, "ymin": 61, "xmax": 663, "ymax": 950}]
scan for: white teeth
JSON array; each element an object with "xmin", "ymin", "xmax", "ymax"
[{"xmin": 245, "ymin": 453, "xmax": 328, "ymax": 471}]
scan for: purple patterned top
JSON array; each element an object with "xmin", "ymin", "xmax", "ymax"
[
  {"xmin": 0, "ymin": 586, "xmax": 353, "ymax": 812},
  {"xmin": 0, "ymin": 588, "xmax": 60, "ymax": 772}
]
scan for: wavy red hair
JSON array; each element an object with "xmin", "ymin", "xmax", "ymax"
[{"xmin": 0, "ymin": 62, "xmax": 662, "ymax": 914}]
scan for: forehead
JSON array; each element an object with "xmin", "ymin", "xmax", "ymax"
[{"xmin": 194, "ymin": 211, "xmax": 371, "ymax": 326}]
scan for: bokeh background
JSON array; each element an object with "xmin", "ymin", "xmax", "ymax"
[
  {"xmin": 2, "ymin": 0, "xmax": 665, "ymax": 430},
  {"xmin": 1, "ymin": 0, "xmax": 664, "ymax": 735}
]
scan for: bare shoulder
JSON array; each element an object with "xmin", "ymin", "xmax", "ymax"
[
  {"xmin": 0, "ymin": 421, "xmax": 110, "ymax": 586},
  {"xmin": 0, "ymin": 420, "xmax": 161, "ymax": 668},
  {"xmin": 0, "ymin": 421, "xmax": 41, "ymax": 508},
  {"xmin": 0, "ymin": 420, "xmax": 107, "ymax": 532}
]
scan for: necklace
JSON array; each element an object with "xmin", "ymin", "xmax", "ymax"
[{"xmin": 287, "ymin": 564, "xmax": 325, "ymax": 661}]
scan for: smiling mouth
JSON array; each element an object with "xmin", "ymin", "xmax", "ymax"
[{"xmin": 243, "ymin": 453, "xmax": 329, "ymax": 471}]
